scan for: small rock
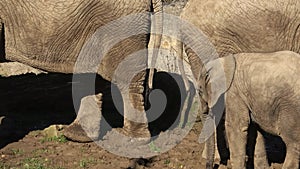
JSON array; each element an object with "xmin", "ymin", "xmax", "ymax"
[
  {"xmin": 0, "ymin": 116, "xmax": 16, "ymax": 137},
  {"xmin": 42, "ymin": 125, "xmax": 65, "ymax": 138}
]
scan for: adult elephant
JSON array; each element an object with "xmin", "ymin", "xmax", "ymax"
[
  {"xmin": 0, "ymin": 0, "xmax": 163, "ymax": 143},
  {"xmin": 178, "ymin": 0, "xmax": 300, "ymax": 168}
]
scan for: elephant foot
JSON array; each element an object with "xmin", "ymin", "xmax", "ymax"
[
  {"xmin": 63, "ymin": 94, "xmax": 102, "ymax": 143},
  {"xmin": 118, "ymin": 101, "xmax": 151, "ymax": 144},
  {"xmin": 63, "ymin": 120, "xmax": 92, "ymax": 143},
  {"xmin": 113, "ymin": 127, "xmax": 151, "ymax": 146},
  {"xmin": 217, "ymin": 164, "xmax": 227, "ymax": 169}
]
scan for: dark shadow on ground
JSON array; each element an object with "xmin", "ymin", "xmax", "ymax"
[
  {"xmin": 146, "ymin": 72, "xmax": 185, "ymax": 137},
  {"xmin": 0, "ymin": 73, "xmax": 76, "ymax": 148},
  {"xmin": 246, "ymin": 123, "xmax": 286, "ymax": 168},
  {"xmin": 0, "ymin": 73, "xmax": 123, "ymax": 148},
  {"xmin": 263, "ymin": 131, "xmax": 286, "ymax": 164},
  {"xmin": 145, "ymin": 71, "xmax": 197, "ymax": 138}
]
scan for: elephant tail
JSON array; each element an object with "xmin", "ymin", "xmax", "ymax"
[
  {"xmin": 148, "ymin": 0, "xmax": 163, "ymax": 90},
  {"xmin": 0, "ymin": 19, "xmax": 5, "ymax": 62}
]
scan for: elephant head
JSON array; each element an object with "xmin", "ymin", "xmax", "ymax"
[
  {"xmin": 198, "ymin": 54, "xmax": 236, "ymax": 134},
  {"xmin": 197, "ymin": 54, "xmax": 236, "ymax": 168}
]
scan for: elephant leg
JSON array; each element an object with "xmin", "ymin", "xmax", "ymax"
[
  {"xmin": 225, "ymin": 93, "xmax": 249, "ymax": 169},
  {"xmin": 247, "ymin": 123, "xmax": 269, "ymax": 168},
  {"xmin": 63, "ymin": 93, "xmax": 103, "ymax": 142},
  {"xmin": 122, "ymin": 70, "xmax": 151, "ymax": 143},
  {"xmin": 276, "ymin": 109, "xmax": 299, "ymax": 169},
  {"xmin": 216, "ymin": 116, "xmax": 230, "ymax": 165},
  {"xmin": 254, "ymin": 130, "xmax": 269, "ymax": 169},
  {"xmin": 282, "ymin": 142, "xmax": 299, "ymax": 169}
]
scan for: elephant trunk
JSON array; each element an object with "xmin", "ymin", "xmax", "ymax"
[{"xmin": 202, "ymin": 111, "xmax": 216, "ymax": 169}]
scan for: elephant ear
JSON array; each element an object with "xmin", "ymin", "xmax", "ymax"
[
  {"xmin": 199, "ymin": 54, "xmax": 235, "ymax": 143},
  {"xmin": 206, "ymin": 54, "xmax": 236, "ymax": 108}
]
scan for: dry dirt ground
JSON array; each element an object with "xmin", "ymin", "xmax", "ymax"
[{"xmin": 0, "ymin": 122, "xmax": 207, "ymax": 169}]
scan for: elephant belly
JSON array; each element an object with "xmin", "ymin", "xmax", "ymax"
[{"xmin": 1, "ymin": 0, "xmax": 151, "ymax": 81}]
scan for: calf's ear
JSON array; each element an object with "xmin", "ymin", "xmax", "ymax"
[{"xmin": 206, "ymin": 54, "xmax": 236, "ymax": 108}]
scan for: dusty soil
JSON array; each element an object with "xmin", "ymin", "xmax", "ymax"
[
  {"xmin": 0, "ymin": 117, "xmax": 284, "ymax": 169},
  {"xmin": 0, "ymin": 123, "xmax": 207, "ymax": 169}
]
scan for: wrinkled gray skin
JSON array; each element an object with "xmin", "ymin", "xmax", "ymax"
[
  {"xmin": 199, "ymin": 51, "xmax": 300, "ymax": 169},
  {"xmin": 0, "ymin": 0, "xmax": 163, "ymax": 142},
  {"xmin": 179, "ymin": 0, "xmax": 300, "ymax": 168}
]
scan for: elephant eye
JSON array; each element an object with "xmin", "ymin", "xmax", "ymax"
[
  {"xmin": 205, "ymin": 73, "xmax": 210, "ymax": 82},
  {"xmin": 198, "ymin": 88, "xmax": 204, "ymax": 96}
]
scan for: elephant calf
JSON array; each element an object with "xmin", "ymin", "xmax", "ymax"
[{"xmin": 199, "ymin": 51, "xmax": 300, "ymax": 169}]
